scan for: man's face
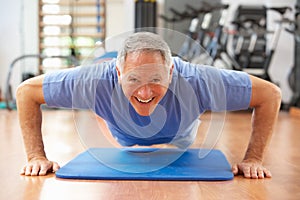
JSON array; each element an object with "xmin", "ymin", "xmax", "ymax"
[{"xmin": 117, "ymin": 51, "xmax": 173, "ymax": 116}]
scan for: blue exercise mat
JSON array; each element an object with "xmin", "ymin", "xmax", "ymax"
[{"xmin": 56, "ymin": 148, "xmax": 233, "ymax": 181}]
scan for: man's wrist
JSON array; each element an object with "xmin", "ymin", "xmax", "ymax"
[
  {"xmin": 27, "ymin": 152, "xmax": 47, "ymax": 162},
  {"xmin": 243, "ymin": 150, "xmax": 264, "ymax": 163}
]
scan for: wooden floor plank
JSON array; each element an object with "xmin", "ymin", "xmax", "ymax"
[{"xmin": 290, "ymin": 106, "xmax": 300, "ymax": 118}]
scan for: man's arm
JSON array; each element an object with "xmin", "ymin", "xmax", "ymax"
[
  {"xmin": 16, "ymin": 75, "xmax": 60, "ymax": 176},
  {"xmin": 232, "ymin": 75, "xmax": 281, "ymax": 179}
]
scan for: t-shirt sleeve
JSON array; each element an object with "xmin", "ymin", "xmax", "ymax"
[
  {"xmin": 219, "ymin": 69, "xmax": 252, "ymax": 111},
  {"xmin": 43, "ymin": 67, "xmax": 79, "ymax": 108},
  {"xmin": 172, "ymin": 57, "xmax": 252, "ymax": 112},
  {"xmin": 43, "ymin": 61, "xmax": 118, "ymax": 111},
  {"xmin": 195, "ymin": 67, "xmax": 252, "ymax": 112}
]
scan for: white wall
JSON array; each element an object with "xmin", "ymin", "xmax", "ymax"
[
  {"xmin": 0, "ymin": 0, "xmax": 297, "ymax": 104},
  {"xmin": 0, "ymin": 0, "xmax": 22, "ymax": 99},
  {"xmin": 0, "ymin": 0, "xmax": 38, "ymax": 100},
  {"xmin": 106, "ymin": 0, "xmax": 134, "ymax": 38}
]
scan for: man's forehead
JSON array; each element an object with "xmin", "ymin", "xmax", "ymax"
[
  {"xmin": 123, "ymin": 63, "xmax": 169, "ymax": 74},
  {"xmin": 123, "ymin": 51, "xmax": 165, "ymax": 67}
]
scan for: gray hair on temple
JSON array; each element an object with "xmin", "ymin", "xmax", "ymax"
[{"xmin": 116, "ymin": 32, "xmax": 172, "ymax": 71}]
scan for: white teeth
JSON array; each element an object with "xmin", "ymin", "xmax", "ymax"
[{"xmin": 136, "ymin": 97, "xmax": 153, "ymax": 103}]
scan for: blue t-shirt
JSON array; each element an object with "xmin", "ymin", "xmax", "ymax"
[{"xmin": 43, "ymin": 57, "xmax": 251, "ymax": 147}]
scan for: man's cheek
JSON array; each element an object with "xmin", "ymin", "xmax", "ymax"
[{"xmin": 122, "ymin": 87, "xmax": 134, "ymax": 99}]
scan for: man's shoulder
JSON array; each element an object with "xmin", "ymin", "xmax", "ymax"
[
  {"xmin": 172, "ymin": 57, "xmax": 203, "ymax": 78},
  {"xmin": 75, "ymin": 59, "xmax": 117, "ymax": 79},
  {"xmin": 44, "ymin": 59, "xmax": 117, "ymax": 83}
]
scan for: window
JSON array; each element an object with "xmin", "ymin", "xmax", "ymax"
[{"xmin": 39, "ymin": 0, "xmax": 106, "ymax": 73}]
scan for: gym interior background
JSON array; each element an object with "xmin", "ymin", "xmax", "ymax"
[{"xmin": 0, "ymin": 0, "xmax": 299, "ymax": 109}]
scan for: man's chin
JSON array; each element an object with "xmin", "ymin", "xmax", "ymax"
[
  {"xmin": 135, "ymin": 109, "xmax": 154, "ymax": 116},
  {"xmin": 132, "ymin": 104, "xmax": 156, "ymax": 116}
]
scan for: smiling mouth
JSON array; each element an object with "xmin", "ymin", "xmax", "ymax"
[{"xmin": 135, "ymin": 97, "xmax": 154, "ymax": 104}]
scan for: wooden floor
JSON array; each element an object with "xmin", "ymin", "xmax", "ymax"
[{"xmin": 1, "ymin": 109, "xmax": 300, "ymax": 200}]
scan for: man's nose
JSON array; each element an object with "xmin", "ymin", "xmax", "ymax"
[{"xmin": 137, "ymin": 84, "xmax": 152, "ymax": 98}]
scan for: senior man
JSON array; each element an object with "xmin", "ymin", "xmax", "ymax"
[{"xmin": 16, "ymin": 32, "xmax": 281, "ymax": 178}]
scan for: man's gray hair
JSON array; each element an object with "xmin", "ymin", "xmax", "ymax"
[{"xmin": 116, "ymin": 32, "xmax": 172, "ymax": 71}]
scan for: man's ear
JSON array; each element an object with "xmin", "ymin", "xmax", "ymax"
[
  {"xmin": 116, "ymin": 66, "xmax": 122, "ymax": 84},
  {"xmin": 169, "ymin": 64, "xmax": 174, "ymax": 83}
]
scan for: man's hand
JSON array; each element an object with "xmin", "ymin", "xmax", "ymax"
[
  {"xmin": 232, "ymin": 159, "xmax": 272, "ymax": 179},
  {"xmin": 20, "ymin": 157, "xmax": 60, "ymax": 176}
]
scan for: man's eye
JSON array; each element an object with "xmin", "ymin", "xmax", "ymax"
[
  {"xmin": 129, "ymin": 78, "xmax": 139, "ymax": 83},
  {"xmin": 151, "ymin": 79, "xmax": 161, "ymax": 83}
]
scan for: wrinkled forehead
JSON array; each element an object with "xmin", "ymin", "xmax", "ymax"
[
  {"xmin": 123, "ymin": 51, "xmax": 166, "ymax": 70},
  {"xmin": 121, "ymin": 63, "xmax": 170, "ymax": 78}
]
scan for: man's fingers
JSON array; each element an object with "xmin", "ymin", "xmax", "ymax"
[
  {"xmin": 39, "ymin": 162, "xmax": 60, "ymax": 175},
  {"xmin": 25, "ymin": 165, "xmax": 33, "ymax": 176},
  {"xmin": 264, "ymin": 168, "xmax": 272, "ymax": 178},
  {"xmin": 31, "ymin": 165, "xmax": 41, "ymax": 176},
  {"xmin": 232, "ymin": 164, "xmax": 238, "ymax": 175},
  {"xmin": 21, "ymin": 160, "xmax": 60, "ymax": 176},
  {"xmin": 250, "ymin": 167, "xmax": 258, "ymax": 179},
  {"xmin": 243, "ymin": 166, "xmax": 251, "ymax": 178},
  {"xmin": 20, "ymin": 166, "xmax": 26, "ymax": 175},
  {"xmin": 52, "ymin": 162, "xmax": 60, "ymax": 172},
  {"xmin": 257, "ymin": 167, "xmax": 264, "ymax": 179},
  {"xmin": 234, "ymin": 162, "xmax": 272, "ymax": 179},
  {"xmin": 24, "ymin": 164, "xmax": 42, "ymax": 176},
  {"xmin": 39, "ymin": 164, "xmax": 50, "ymax": 176}
]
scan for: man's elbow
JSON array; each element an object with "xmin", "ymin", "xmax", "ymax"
[
  {"xmin": 270, "ymin": 84, "xmax": 282, "ymax": 107},
  {"xmin": 16, "ymin": 77, "xmax": 45, "ymax": 107},
  {"xmin": 250, "ymin": 75, "xmax": 282, "ymax": 109},
  {"xmin": 262, "ymin": 83, "xmax": 282, "ymax": 111},
  {"xmin": 16, "ymin": 81, "xmax": 33, "ymax": 106}
]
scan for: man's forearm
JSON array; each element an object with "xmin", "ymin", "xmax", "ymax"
[
  {"xmin": 16, "ymin": 77, "xmax": 47, "ymax": 161},
  {"xmin": 244, "ymin": 103, "xmax": 279, "ymax": 162},
  {"xmin": 19, "ymin": 105, "xmax": 46, "ymax": 161},
  {"xmin": 244, "ymin": 79, "xmax": 281, "ymax": 162}
]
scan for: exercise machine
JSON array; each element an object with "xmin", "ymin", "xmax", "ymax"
[
  {"xmin": 160, "ymin": 2, "xmax": 229, "ymax": 64},
  {"xmin": 229, "ymin": 6, "xmax": 292, "ymax": 83}
]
